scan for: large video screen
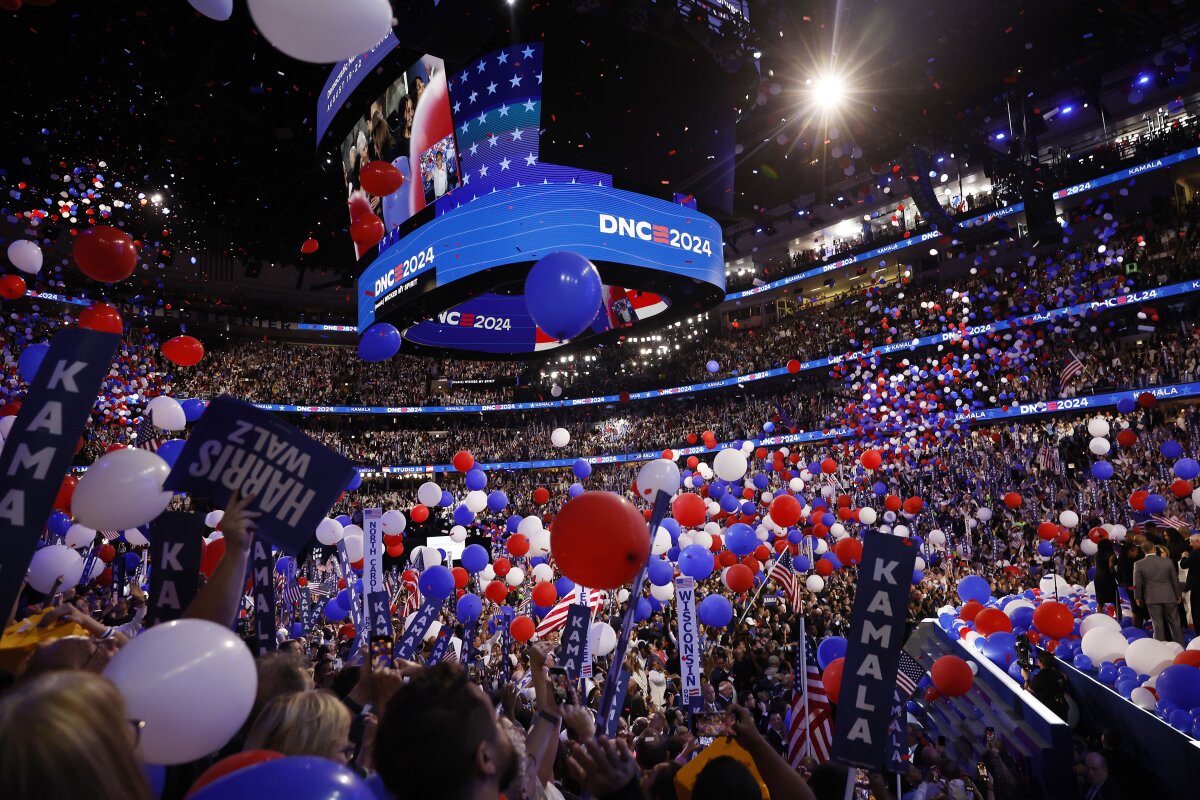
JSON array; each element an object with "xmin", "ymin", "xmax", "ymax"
[{"xmin": 339, "ymin": 54, "xmax": 460, "ymax": 259}]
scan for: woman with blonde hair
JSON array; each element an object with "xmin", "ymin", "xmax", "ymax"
[
  {"xmin": 0, "ymin": 671, "xmax": 152, "ymax": 800},
  {"xmin": 244, "ymin": 689, "xmax": 354, "ymax": 763}
]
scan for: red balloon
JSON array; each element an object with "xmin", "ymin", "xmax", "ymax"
[
  {"xmin": 1174, "ymin": 650, "xmax": 1200, "ymax": 668},
  {"xmin": 551, "ymin": 492, "xmax": 649, "ymax": 589},
  {"xmin": 492, "ymin": 558, "xmax": 512, "ymax": 577},
  {"xmin": 903, "ymin": 496, "xmax": 924, "ymax": 515},
  {"xmin": 931, "ymin": 655, "xmax": 974, "ymax": 697},
  {"xmin": 73, "ymin": 225, "xmax": 137, "ymax": 283},
  {"xmin": 186, "ymin": 751, "xmax": 284, "ymax": 798},
  {"xmin": 485, "ymin": 580, "xmax": 509, "ymax": 604},
  {"xmin": 1129, "ymin": 490, "xmax": 1148, "ymax": 511},
  {"xmin": 532, "ymin": 581, "xmax": 557, "ymax": 607},
  {"xmin": 54, "ymin": 475, "xmax": 77, "ymax": 513},
  {"xmin": 883, "ymin": 495, "xmax": 902, "ymax": 512},
  {"xmin": 359, "ymin": 161, "xmax": 405, "ymax": 196},
  {"xmin": 787, "ymin": 359, "xmax": 801, "ymax": 374},
  {"xmin": 452, "ymin": 450, "xmax": 475, "ymax": 472},
  {"xmin": 300, "ymin": 238, "xmax": 319, "ymax": 254},
  {"xmin": 533, "ymin": 487, "xmax": 550, "ymax": 505},
  {"xmin": 162, "ymin": 335, "xmax": 205, "ymax": 367},
  {"xmin": 1116, "ymin": 429, "xmax": 1137, "ymax": 447},
  {"xmin": 820, "ymin": 458, "xmax": 837, "ymax": 474},
  {"xmin": 726, "ymin": 563, "xmax": 754, "ymax": 592},
  {"xmin": 924, "ymin": 686, "xmax": 941, "ymax": 703},
  {"xmin": 350, "ymin": 214, "xmax": 385, "ymax": 247},
  {"xmin": 410, "ymin": 504, "xmax": 429, "ymax": 523},
  {"xmin": 1003, "ymin": 492, "xmax": 1022, "ymax": 509},
  {"xmin": 1170, "ymin": 478, "xmax": 1192, "ymax": 497},
  {"xmin": 833, "ymin": 537, "xmax": 863, "ymax": 565},
  {"xmin": 451, "ymin": 566, "xmax": 469, "ymax": 589},
  {"xmin": 506, "ymin": 534, "xmax": 530, "ymax": 557},
  {"xmin": 752, "ymin": 545, "xmax": 771, "ymax": 563},
  {"xmin": 815, "ymin": 558, "xmax": 834, "ymax": 577},
  {"xmin": 859, "ymin": 449, "xmax": 882, "ymax": 470},
  {"xmin": 959, "ymin": 600, "xmax": 984, "ymax": 622},
  {"xmin": 1137, "ymin": 391, "xmax": 1156, "ymax": 408},
  {"xmin": 1033, "ymin": 601, "xmax": 1074, "ymax": 639},
  {"xmin": 511, "ymin": 615, "xmax": 536, "ymax": 643},
  {"xmin": 673, "ymin": 493, "xmax": 707, "ymax": 527},
  {"xmin": 78, "ymin": 302, "xmax": 124, "ymax": 334},
  {"xmin": 973, "ymin": 608, "xmax": 1013, "ymax": 636},
  {"xmin": 387, "ymin": 542, "xmax": 405, "ymax": 558},
  {"xmin": 822, "ymin": 657, "xmax": 845, "ymax": 704},
  {"xmin": 199, "ymin": 537, "xmax": 226, "ymax": 578},
  {"xmin": 98, "ymin": 543, "xmax": 116, "ymax": 563},
  {"xmin": 769, "ymin": 494, "xmax": 802, "ymax": 527},
  {"xmin": 0, "ymin": 274, "xmax": 26, "ymax": 299},
  {"xmin": 718, "ymin": 550, "xmax": 737, "ymax": 568},
  {"xmin": 350, "ymin": 558, "xmax": 364, "ymax": 572},
  {"xmin": 1037, "ymin": 522, "xmax": 1059, "ymax": 540}
]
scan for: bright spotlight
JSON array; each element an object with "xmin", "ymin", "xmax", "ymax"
[{"xmin": 812, "ymin": 73, "xmax": 845, "ymax": 108}]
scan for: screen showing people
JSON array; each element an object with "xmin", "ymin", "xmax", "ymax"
[{"xmin": 340, "ymin": 54, "xmax": 460, "ymax": 259}]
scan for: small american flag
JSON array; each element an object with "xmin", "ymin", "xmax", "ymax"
[
  {"xmin": 1058, "ymin": 351, "xmax": 1085, "ymax": 394},
  {"xmin": 1150, "ymin": 514, "xmax": 1191, "ymax": 532},
  {"xmin": 401, "ymin": 548, "xmax": 424, "ymax": 620},
  {"xmin": 132, "ymin": 416, "xmax": 163, "ymax": 452},
  {"xmin": 766, "ymin": 550, "xmax": 799, "ymax": 607},
  {"xmin": 99, "ymin": 530, "xmax": 122, "ymax": 541},
  {"xmin": 282, "ymin": 583, "xmax": 303, "ymax": 606},
  {"xmin": 895, "ymin": 651, "xmax": 925, "ymax": 697},
  {"xmin": 534, "ymin": 587, "xmax": 606, "ymax": 638},
  {"xmin": 1037, "ymin": 442, "xmax": 1060, "ymax": 473},
  {"xmin": 789, "ymin": 621, "xmax": 833, "ymax": 766}
]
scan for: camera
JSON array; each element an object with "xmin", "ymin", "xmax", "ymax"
[{"xmin": 1015, "ymin": 637, "xmax": 1035, "ymax": 671}]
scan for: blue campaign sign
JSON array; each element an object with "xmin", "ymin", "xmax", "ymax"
[
  {"xmin": 357, "ymin": 182, "xmax": 725, "ymax": 331},
  {"xmin": 162, "ymin": 396, "xmax": 357, "ymax": 555},
  {"xmin": 315, "ymin": 30, "xmax": 400, "ymax": 145},
  {"xmin": 831, "ymin": 531, "xmax": 919, "ymax": 769}
]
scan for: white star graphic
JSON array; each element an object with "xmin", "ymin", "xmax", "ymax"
[
  {"xmin": 462, "ymin": 173, "xmax": 470, "ymax": 185},
  {"xmin": 477, "ymin": 61, "xmax": 487, "ymax": 73},
  {"xmin": 509, "ymin": 73, "xmax": 523, "ymax": 88},
  {"xmin": 488, "ymin": 135, "xmax": 499, "ymax": 147},
  {"xmin": 497, "ymin": 51, "xmax": 509, "ymax": 65},
  {"xmin": 536, "ymin": 72, "xmax": 543, "ymax": 84},
  {"xmin": 479, "ymin": 165, "xmax": 488, "ymax": 177},
  {"xmin": 499, "ymin": 157, "xmax": 511, "ymax": 171},
  {"xmin": 524, "ymin": 152, "xmax": 537, "ymax": 166},
  {"xmin": 478, "ymin": 111, "xmax": 488, "ymax": 124},
  {"xmin": 515, "ymin": 180, "xmax": 522, "ymax": 187},
  {"xmin": 521, "ymin": 45, "xmax": 535, "ymax": 59},
  {"xmin": 469, "ymin": 142, "xmax": 479, "ymax": 156},
  {"xmin": 469, "ymin": 90, "xmax": 478, "ymax": 104},
  {"xmin": 453, "ymin": 101, "xmax": 461, "ymax": 114},
  {"xmin": 498, "ymin": 104, "xmax": 509, "ymax": 117},
  {"xmin": 460, "ymin": 70, "xmax": 470, "ymax": 84},
  {"xmin": 461, "ymin": 122, "xmax": 470, "ymax": 135},
  {"xmin": 523, "ymin": 99, "xmax": 536, "ymax": 112},
  {"xmin": 510, "ymin": 128, "xmax": 524, "ymax": 141},
  {"xmin": 486, "ymin": 81, "xmax": 498, "ymax": 95}
]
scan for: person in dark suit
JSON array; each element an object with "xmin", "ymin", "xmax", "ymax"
[
  {"xmin": 1133, "ymin": 543, "xmax": 1184, "ymax": 644},
  {"xmin": 1082, "ymin": 752, "xmax": 1123, "ymax": 799},
  {"xmin": 1179, "ymin": 534, "xmax": 1200, "ymax": 633}
]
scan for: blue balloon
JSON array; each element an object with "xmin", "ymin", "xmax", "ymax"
[
  {"xmin": 569, "ymin": 482, "xmax": 585, "ymax": 498},
  {"xmin": 1097, "ymin": 663, "xmax": 1118, "ymax": 685},
  {"xmin": 357, "ymin": 323, "xmax": 401, "ymax": 362},
  {"xmin": 17, "ymin": 343, "xmax": 49, "ymax": 384},
  {"xmin": 155, "ymin": 438, "xmax": 186, "ymax": 468},
  {"xmin": 336, "ymin": 515, "xmax": 352, "ymax": 527},
  {"xmin": 726, "ymin": 523, "xmax": 757, "ymax": 556},
  {"xmin": 188, "ymin": 756, "xmax": 372, "ymax": 800},
  {"xmin": 1116, "ymin": 397, "xmax": 1136, "ymax": 414},
  {"xmin": 816, "ymin": 636, "xmax": 847, "ymax": 669},
  {"xmin": 635, "ymin": 597, "xmax": 653, "ymax": 622},
  {"xmin": 957, "ymin": 575, "xmax": 991, "ymax": 604},
  {"xmin": 706, "ymin": 360, "xmax": 719, "ymax": 374},
  {"xmin": 418, "ymin": 566, "xmax": 455, "ymax": 600},
  {"xmin": 1037, "ymin": 540, "xmax": 1055, "ymax": 558},
  {"xmin": 181, "ymin": 397, "xmax": 206, "ymax": 422},
  {"xmin": 572, "ymin": 458, "xmax": 592, "ymax": 479},
  {"xmin": 47, "ymin": 511, "xmax": 72, "ymax": 537},
  {"xmin": 523, "ymin": 252, "xmax": 602, "ymax": 340},
  {"xmin": 465, "ymin": 469, "xmax": 487, "ymax": 491},
  {"xmin": 123, "ymin": 552, "xmax": 140, "ymax": 571},
  {"xmin": 323, "ymin": 597, "xmax": 347, "ymax": 621},
  {"xmin": 346, "ymin": 471, "xmax": 363, "ymax": 491},
  {"xmin": 506, "ymin": 514, "xmax": 521, "ymax": 532},
  {"xmin": 453, "ymin": 504, "xmax": 475, "ymax": 526},
  {"xmin": 1072, "ymin": 653, "xmax": 1094, "ymax": 672},
  {"xmin": 678, "ymin": 544, "xmax": 714, "ymax": 580},
  {"xmin": 1174, "ymin": 458, "xmax": 1200, "ymax": 480},
  {"xmin": 457, "ymin": 593, "xmax": 483, "ymax": 622},
  {"xmin": 1161, "ymin": 440, "xmax": 1184, "ymax": 459},
  {"xmin": 647, "ymin": 557, "xmax": 674, "ymax": 586},
  {"xmin": 982, "ymin": 634, "xmax": 1017, "ymax": 668},
  {"xmin": 461, "ymin": 544, "xmax": 489, "ymax": 573},
  {"xmin": 555, "ymin": 576, "xmax": 575, "ymax": 597},
  {"xmin": 439, "ymin": 490, "xmax": 454, "ymax": 508},
  {"xmin": 1157, "ymin": 664, "xmax": 1200, "ymax": 711},
  {"xmin": 1091, "ymin": 460, "xmax": 1114, "ymax": 480},
  {"xmin": 872, "ymin": 482, "xmax": 887, "ymax": 496},
  {"xmin": 487, "ymin": 490, "xmax": 509, "ymax": 512},
  {"xmin": 275, "ymin": 556, "xmax": 295, "ymax": 575},
  {"xmin": 1144, "ymin": 493, "xmax": 1168, "ymax": 514},
  {"xmin": 698, "ymin": 594, "xmax": 733, "ymax": 628}
]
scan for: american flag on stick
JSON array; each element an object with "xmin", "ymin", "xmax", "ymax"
[
  {"xmin": 1150, "ymin": 514, "xmax": 1191, "ymax": 532},
  {"xmin": 788, "ymin": 622, "xmax": 833, "ymax": 766},
  {"xmin": 534, "ymin": 587, "xmax": 606, "ymax": 638},
  {"xmin": 132, "ymin": 415, "xmax": 164, "ymax": 453},
  {"xmin": 895, "ymin": 651, "xmax": 925, "ymax": 697},
  {"xmin": 1058, "ymin": 350, "xmax": 1085, "ymax": 394},
  {"xmin": 766, "ymin": 550, "xmax": 799, "ymax": 607}
]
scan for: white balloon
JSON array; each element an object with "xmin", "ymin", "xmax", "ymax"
[
  {"xmin": 805, "ymin": 574, "xmax": 825, "ymax": 593},
  {"xmin": 204, "ymin": 510, "xmax": 224, "ymax": 529},
  {"xmin": 813, "ymin": 538, "xmax": 828, "ymax": 555},
  {"xmin": 1079, "ymin": 613, "xmax": 1120, "ymax": 636},
  {"xmin": 188, "ymin": 0, "xmax": 234, "ymax": 20},
  {"xmin": 506, "ymin": 567, "xmax": 525, "ymax": 587},
  {"xmin": 1130, "ymin": 687, "xmax": 1157, "ymax": 710},
  {"xmin": 550, "ymin": 427, "xmax": 570, "ymax": 448},
  {"xmin": 416, "ymin": 545, "xmax": 441, "ymax": 567},
  {"xmin": 72, "ymin": 448, "xmax": 172, "ymax": 531},
  {"xmin": 465, "ymin": 490, "xmax": 488, "ymax": 514},
  {"xmin": 1039, "ymin": 575, "xmax": 1072, "ymax": 598},
  {"xmin": 316, "ymin": 517, "xmax": 344, "ymax": 546},
  {"xmin": 145, "ymin": 396, "xmax": 186, "ymax": 431},
  {"xmin": 123, "ymin": 528, "xmax": 149, "ymax": 547},
  {"xmin": 651, "ymin": 527, "xmax": 671, "ymax": 555},
  {"xmin": 417, "ymin": 481, "xmax": 442, "ymax": 507},
  {"xmin": 551, "ymin": 384, "xmax": 562, "ymax": 397},
  {"xmin": 1125, "ymin": 638, "xmax": 1174, "ymax": 676},
  {"xmin": 104, "ymin": 619, "xmax": 256, "ymax": 764},
  {"xmin": 28, "ymin": 544, "xmax": 84, "ymax": 592},
  {"xmin": 381, "ymin": 509, "xmax": 406, "ymax": 536},
  {"xmin": 65, "ymin": 523, "xmax": 97, "ymax": 549},
  {"xmin": 677, "ymin": 532, "xmax": 694, "ymax": 548},
  {"xmin": 650, "ymin": 582, "xmax": 674, "ymax": 601},
  {"xmin": 858, "ymin": 506, "xmax": 877, "ymax": 525},
  {"xmin": 531, "ymin": 563, "xmax": 554, "ymax": 583},
  {"xmin": 1088, "ymin": 437, "xmax": 1111, "ymax": 456},
  {"xmin": 517, "ymin": 515, "xmax": 543, "ymax": 537},
  {"xmin": 247, "ymin": 0, "xmax": 393, "ymax": 63},
  {"xmin": 713, "ymin": 448, "xmax": 748, "ymax": 481},
  {"xmin": 893, "ymin": 524, "xmax": 911, "ymax": 538},
  {"xmin": 589, "ymin": 622, "xmax": 617, "ymax": 657},
  {"xmin": 1079, "ymin": 539, "xmax": 1098, "ymax": 556},
  {"xmin": 449, "ymin": 525, "xmax": 468, "ymax": 543},
  {"xmin": 928, "ymin": 529, "xmax": 947, "ymax": 548},
  {"xmin": 636, "ymin": 459, "xmax": 681, "ymax": 500},
  {"xmin": 480, "ymin": 565, "xmax": 496, "ymax": 582},
  {"xmin": 85, "ymin": 556, "xmax": 108, "ymax": 582},
  {"xmin": 976, "ymin": 507, "xmax": 993, "ymax": 522},
  {"xmin": 616, "ymin": 589, "xmax": 630, "ymax": 604},
  {"xmin": 528, "ymin": 530, "xmax": 551, "ymax": 557},
  {"xmin": 7, "ymin": 240, "xmax": 43, "ymax": 274},
  {"xmin": 693, "ymin": 530, "xmax": 713, "ymax": 550},
  {"xmin": 1004, "ymin": 599, "xmax": 1035, "ymax": 619},
  {"xmin": 342, "ymin": 530, "xmax": 364, "ymax": 562},
  {"xmin": 1059, "ymin": 510, "xmax": 1080, "ymax": 529},
  {"xmin": 789, "ymin": 477, "xmax": 804, "ymax": 492},
  {"xmin": 1080, "ymin": 627, "xmax": 1128, "ymax": 664},
  {"xmin": 914, "ymin": 556, "xmax": 926, "ymax": 571},
  {"xmin": 1087, "ymin": 417, "xmax": 1110, "ymax": 438}
]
